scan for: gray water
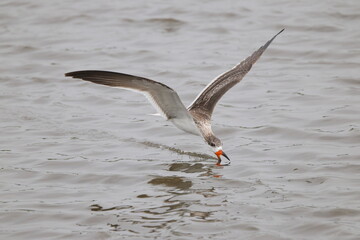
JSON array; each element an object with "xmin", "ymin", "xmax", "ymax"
[{"xmin": 1, "ymin": 0, "xmax": 360, "ymax": 239}]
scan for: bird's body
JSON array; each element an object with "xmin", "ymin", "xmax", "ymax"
[{"xmin": 65, "ymin": 29, "xmax": 284, "ymax": 165}]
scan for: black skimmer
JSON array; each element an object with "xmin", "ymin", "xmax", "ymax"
[{"xmin": 65, "ymin": 29, "xmax": 284, "ymax": 165}]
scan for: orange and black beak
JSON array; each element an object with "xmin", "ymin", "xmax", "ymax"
[{"xmin": 215, "ymin": 150, "xmax": 230, "ymax": 166}]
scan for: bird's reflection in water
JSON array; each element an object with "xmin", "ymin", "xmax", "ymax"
[
  {"xmin": 167, "ymin": 162, "xmax": 223, "ymax": 178},
  {"xmin": 148, "ymin": 175, "xmax": 192, "ymax": 190},
  {"xmin": 89, "ymin": 141, "xmax": 223, "ymax": 234},
  {"xmin": 144, "ymin": 162, "xmax": 222, "ymax": 219},
  {"xmin": 92, "ymin": 161, "xmax": 222, "ymax": 235}
]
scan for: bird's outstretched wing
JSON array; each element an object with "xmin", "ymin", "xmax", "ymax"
[
  {"xmin": 65, "ymin": 71, "xmax": 200, "ymax": 135},
  {"xmin": 188, "ymin": 29, "xmax": 284, "ymax": 119}
]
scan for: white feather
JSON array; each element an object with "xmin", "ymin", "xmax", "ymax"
[
  {"xmin": 114, "ymin": 86, "xmax": 201, "ymax": 135},
  {"xmin": 115, "ymin": 86, "xmax": 167, "ymax": 119}
]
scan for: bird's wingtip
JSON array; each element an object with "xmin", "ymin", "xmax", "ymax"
[
  {"xmin": 266, "ymin": 28, "xmax": 285, "ymax": 45},
  {"xmin": 276, "ymin": 28, "xmax": 285, "ymax": 36},
  {"xmin": 65, "ymin": 71, "xmax": 89, "ymax": 78},
  {"xmin": 65, "ymin": 71, "xmax": 74, "ymax": 77}
]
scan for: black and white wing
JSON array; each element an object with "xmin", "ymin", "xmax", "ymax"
[
  {"xmin": 188, "ymin": 29, "xmax": 284, "ymax": 119},
  {"xmin": 65, "ymin": 70, "xmax": 200, "ymax": 135}
]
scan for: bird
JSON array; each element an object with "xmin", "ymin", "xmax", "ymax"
[{"xmin": 65, "ymin": 29, "xmax": 284, "ymax": 166}]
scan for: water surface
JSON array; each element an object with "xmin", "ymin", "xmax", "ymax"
[{"xmin": 1, "ymin": 0, "xmax": 360, "ymax": 239}]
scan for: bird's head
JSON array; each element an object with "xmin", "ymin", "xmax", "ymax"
[{"xmin": 207, "ymin": 137, "xmax": 230, "ymax": 166}]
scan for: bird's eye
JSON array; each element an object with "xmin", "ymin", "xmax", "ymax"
[{"xmin": 210, "ymin": 143, "xmax": 215, "ymax": 147}]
